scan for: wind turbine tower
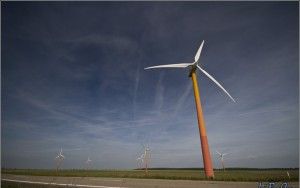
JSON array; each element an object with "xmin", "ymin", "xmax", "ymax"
[
  {"xmin": 145, "ymin": 40, "xmax": 235, "ymax": 178},
  {"xmin": 143, "ymin": 145, "xmax": 150, "ymax": 174}
]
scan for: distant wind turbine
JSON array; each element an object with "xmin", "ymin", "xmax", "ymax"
[
  {"xmin": 55, "ymin": 148, "xmax": 65, "ymax": 171},
  {"xmin": 145, "ymin": 40, "xmax": 235, "ymax": 178},
  {"xmin": 216, "ymin": 150, "xmax": 229, "ymax": 171},
  {"xmin": 85, "ymin": 157, "xmax": 92, "ymax": 170},
  {"xmin": 136, "ymin": 154, "xmax": 145, "ymax": 169},
  {"xmin": 142, "ymin": 145, "xmax": 151, "ymax": 174}
]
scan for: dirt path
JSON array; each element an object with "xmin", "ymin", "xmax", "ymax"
[{"xmin": 2, "ymin": 174, "xmax": 299, "ymax": 188}]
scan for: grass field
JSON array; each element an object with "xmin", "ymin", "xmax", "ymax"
[{"xmin": 2, "ymin": 168, "xmax": 299, "ymax": 182}]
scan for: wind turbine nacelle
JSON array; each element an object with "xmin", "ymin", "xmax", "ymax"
[{"xmin": 188, "ymin": 66, "xmax": 197, "ymax": 77}]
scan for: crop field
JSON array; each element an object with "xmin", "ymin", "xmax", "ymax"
[{"xmin": 2, "ymin": 168, "xmax": 298, "ymax": 182}]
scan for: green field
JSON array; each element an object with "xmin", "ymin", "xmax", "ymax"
[{"xmin": 2, "ymin": 168, "xmax": 299, "ymax": 182}]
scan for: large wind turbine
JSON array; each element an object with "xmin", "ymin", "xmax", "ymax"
[
  {"xmin": 145, "ymin": 40, "xmax": 235, "ymax": 178},
  {"xmin": 216, "ymin": 150, "xmax": 229, "ymax": 171}
]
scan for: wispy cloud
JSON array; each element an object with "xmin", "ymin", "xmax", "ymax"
[
  {"xmin": 132, "ymin": 64, "xmax": 140, "ymax": 121},
  {"xmin": 174, "ymin": 81, "xmax": 192, "ymax": 116},
  {"xmin": 154, "ymin": 72, "xmax": 165, "ymax": 115}
]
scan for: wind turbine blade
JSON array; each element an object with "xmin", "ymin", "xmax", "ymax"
[
  {"xmin": 145, "ymin": 63, "xmax": 192, "ymax": 70},
  {"xmin": 197, "ymin": 65, "xmax": 236, "ymax": 102},
  {"xmin": 216, "ymin": 150, "xmax": 221, "ymax": 156},
  {"xmin": 223, "ymin": 153, "xmax": 229, "ymax": 156},
  {"xmin": 194, "ymin": 40, "xmax": 205, "ymax": 63}
]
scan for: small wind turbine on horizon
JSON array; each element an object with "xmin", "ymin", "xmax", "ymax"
[
  {"xmin": 85, "ymin": 157, "xmax": 92, "ymax": 170},
  {"xmin": 145, "ymin": 40, "xmax": 235, "ymax": 179},
  {"xmin": 55, "ymin": 148, "xmax": 65, "ymax": 171},
  {"xmin": 136, "ymin": 154, "xmax": 145, "ymax": 169},
  {"xmin": 142, "ymin": 145, "xmax": 151, "ymax": 174},
  {"xmin": 216, "ymin": 150, "xmax": 229, "ymax": 171}
]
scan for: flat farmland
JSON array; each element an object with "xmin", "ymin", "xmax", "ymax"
[
  {"xmin": 2, "ymin": 174, "xmax": 299, "ymax": 188},
  {"xmin": 2, "ymin": 168, "xmax": 298, "ymax": 182}
]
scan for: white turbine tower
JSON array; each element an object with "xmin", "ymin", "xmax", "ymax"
[
  {"xmin": 145, "ymin": 40, "xmax": 235, "ymax": 178},
  {"xmin": 142, "ymin": 145, "xmax": 151, "ymax": 174},
  {"xmin": 55, "ymin": 148, "xmax": 65, "ymax": 171},
  {"xmin": 216, "ymin": 150, "xmax": 229, "ymax": 171}
]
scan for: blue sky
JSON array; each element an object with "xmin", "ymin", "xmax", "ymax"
[{"xmin": 1, "ymin": 2, "xmax": 299, "ymax": 169}]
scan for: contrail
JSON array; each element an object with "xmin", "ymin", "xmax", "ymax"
[{"xmin": 132, "ymin": 64, "xmax": 140, "ymax": 121}]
